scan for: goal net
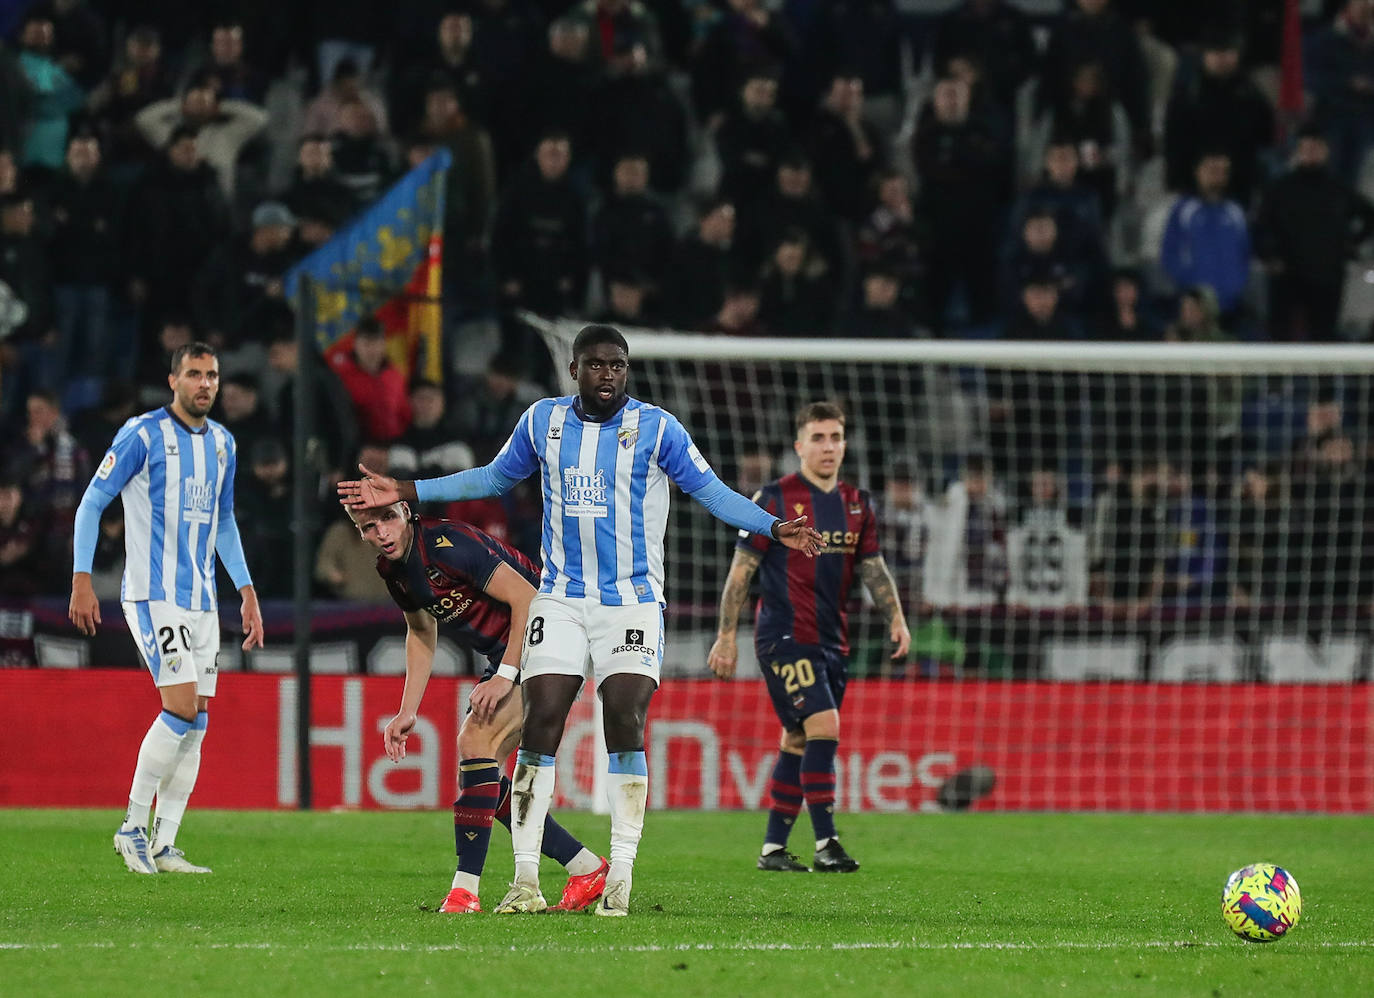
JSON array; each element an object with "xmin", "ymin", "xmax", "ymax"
[{"xmin": 526, "ymin": 316, "xmax": 1374, "ymax": 814}]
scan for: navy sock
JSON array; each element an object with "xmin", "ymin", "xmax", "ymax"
[
  {"xmin": 495, "ymin": 774, "xmax": 584, "ymax": 867},
  {"xmin": 764, "ymin": 751, "xmax": 804, "ymax": 848},
  {"xmin": 801, "ymin": 737, "xmax": 839, "ymax": 843},
  {"xmin": 453, "ymin": 759, "xmax": 500, "ymax": 877}
]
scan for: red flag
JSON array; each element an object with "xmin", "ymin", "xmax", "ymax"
[{"xmin": 1278, "ymin": 0, "xmax": 1304, "ymax": 139}]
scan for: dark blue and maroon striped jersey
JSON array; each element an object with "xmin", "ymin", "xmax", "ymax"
[
  {"xmin": 739, "ymin": 474, "xmax": 880, "ymax": 655},
  {"xmin": 377, "ymin": 515, "xmax": 540, "ymax": 666}
]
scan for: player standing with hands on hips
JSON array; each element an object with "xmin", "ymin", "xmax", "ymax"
[
  {"xmin": 69, "ymin": 343, "xmax": 264, "ymax": 875},
  {"xmin": 340, "ymin": 324, "xmax": 824, "ymax": 916},
  {"xmin": 709, "ymin": 401, "xmax": 910, "ymax": 873}
]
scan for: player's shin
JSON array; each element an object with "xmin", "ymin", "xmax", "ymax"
[
  {"xmin": 801, "ymin": 736, "xmax": 840, "ymax": 846},
  {"xmin": 495, "ymin": 775, "xmax": 600, "ymax": 874},
  {"xmin": 606, "ymin": 750, "xmax": 648, "ymax": 887},
  {"xmin": 510, "ymin": 750, "xmax": 556, "ymax": 885},
  {"xmin": 452, "ymin": 759, "xmax": 501, "ymax": 892},
  {"xmin": 763, "ymin": 750, "xmax": 804, "ymax": 852},
  {"xmin": 123, "ymin": 709, "xmax": 193, "ymax": 831},
  {"xmin": 150, "ymin": 710, "xmax": 207, "ymax": 852}
]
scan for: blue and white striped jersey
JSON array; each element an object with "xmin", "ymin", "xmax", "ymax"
[
  {"xmin": 87, "ymin": 407, "xmax": 240, "ymax": 611},
  {"xmin": 491, "ymin": 396, "xmax": 715, "ymax": 605}
]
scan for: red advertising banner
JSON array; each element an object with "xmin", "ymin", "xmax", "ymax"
[{"xmin": 1, "ymin": 670, "xmax": 1369, "ymax": 812}]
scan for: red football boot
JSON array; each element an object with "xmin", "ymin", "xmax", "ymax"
[
  {"xmin": 439, "ymin": 887, "xmax": 483, "ymax": 913},
  {"xmin": 552, "ymin": 857, "xmax": 609, "ymax": 912}
]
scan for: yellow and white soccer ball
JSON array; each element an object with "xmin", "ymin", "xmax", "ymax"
[{"xmin": 1221, "ymin": 863, "xmax": 1302, "ymax": 942}]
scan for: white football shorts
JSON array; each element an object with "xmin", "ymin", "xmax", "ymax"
[
  {"xmin": 122, "ymin": 600, "xmax": 221, "ymax": 695},
  {"xmin": 520, "ymin": 593, "xmax": 663, "ymax": 688}
]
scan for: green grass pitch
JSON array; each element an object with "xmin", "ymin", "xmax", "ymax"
[{"xmin": 3, "ymin": 809, "xmax": 1372, "ymax": 996}]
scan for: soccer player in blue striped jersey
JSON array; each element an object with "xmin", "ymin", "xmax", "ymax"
[
  {"xmin": 69, "ymin": 342, "xmax": 264, "ymax": 876},
  {"xmin": 340, "ymin": 324, "xmax": 824, "ymax": 916}
]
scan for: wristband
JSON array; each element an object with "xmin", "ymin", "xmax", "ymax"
[{"xmin": 495, "ymin": 664, "xmax": 520, "ymax": 682}]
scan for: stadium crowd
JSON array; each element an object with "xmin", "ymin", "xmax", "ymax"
[{"xmin": 2, "ymin": 0, "xmax": 1374, "ymax": 618}]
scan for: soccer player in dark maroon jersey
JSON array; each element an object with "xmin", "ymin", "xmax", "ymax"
[
  {"xmin": 348, "ymin": 500, "xmax": 609, "ymax": 913},
  {"xmin": 709, "ymin": 401, "xmax": 911, "ymax": 872}
]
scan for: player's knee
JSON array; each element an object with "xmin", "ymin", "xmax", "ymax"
[
  {"xmin": 457, "ymin": 725, "xmax": 498, "ymax": 759},
  {"xmin": 803, "ymin": 711, "xmax": 840, "ymax": 741},
  {"xmin": 780, "ymin": 727, "xmax": 807, "ymax": 753}
]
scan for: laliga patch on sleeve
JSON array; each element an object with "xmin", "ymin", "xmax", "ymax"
[
  {"xmin": 96, "ymin": 451, "xmax": 117, "ymax": 480},
  {"xmin": 687, "ymin": 443, "xmax": 710, "ymax": 473}
]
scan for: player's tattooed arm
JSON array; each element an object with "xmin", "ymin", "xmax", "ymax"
[
  {"xmin": 707, "ymin": 548, "xmax": 762, "ymax": 679},
  {"xmin": 861, "ymin": 555, "xmax": 912, "ymax": 661}
]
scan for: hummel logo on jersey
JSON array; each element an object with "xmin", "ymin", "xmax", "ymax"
[
  {"xmin": 548, "ymin": 424, "xmax": 562, "ymax": 440},
  {"xmin": 141, "ymin": 629, "xmax": 157, "ymax": 653},
  {"xmin": 794, "ymin": 503, "xmax": 805, "ymax": 515},
  {"xmin": 165, "ymin": 441, "xmax": 178, "ymax": 456},
  {"xmin": 465, "ymin": 832, "xmax": 477, "ymax": 841},
  {"xmin": 435, "ymin": 536, "xmax": 453, "ymax": 548}
]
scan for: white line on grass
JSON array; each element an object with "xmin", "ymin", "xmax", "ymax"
[{"xmin": 4, "ymin": 940, "xmax": 1373, "ymax": 954}]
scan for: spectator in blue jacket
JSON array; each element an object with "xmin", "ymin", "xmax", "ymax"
[{"xmin": 1160, "ymin": 151, "xmax": 1251, "ymax": 317}]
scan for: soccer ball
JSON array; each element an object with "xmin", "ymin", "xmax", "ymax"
[{"xmin": 1221, "ymin": 863, "xmax": 1301, "ymax": 942}]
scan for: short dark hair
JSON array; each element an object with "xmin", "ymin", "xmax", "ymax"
[
  {"xmin": 572, "ymin": 324, "xmax": 629, "ymax": 360},
  {"xmin": 794, "ymin": 400, "xmax": 845, "ymax": 435},
  {"xmin": 355, "ymin": 316, "xmax": 385, "ymax": 339},
  {"xmin": 170, "ymin": 342, "xmax": 218, "ymax": 374}
]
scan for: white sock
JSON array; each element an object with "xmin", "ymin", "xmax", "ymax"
[
  {"xmin": 451, "ymin": 871, "xmax": 480, "ymax": 894},
  {"xmin": 606, "ymin": 766, "xmax": 648, "ymax": 885},
  {"xmin": 565, "ymin": 848, "xmax": 601, "ymax": 877},
  {"xmin": 151, "ymin": 712, "xmax": 207, "ymax": 852},
  {"xmin": 122, "ymin": 711, "xmax": 190, "ymax": 831},
  {"xmin": 761, "ymin": 843, "xmax": 785, "ymax": 855},
  {"xmin": 511, "ymin": 751, "xmax": 556, "ymax": 885},
  {"xmin": 816, "ymin": 838, "xmax": 834, "ymax": 851}
]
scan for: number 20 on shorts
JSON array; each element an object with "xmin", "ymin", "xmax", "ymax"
[{"xmin": 771, "ymin": 658, "xmax": 815, "ymax": 694}]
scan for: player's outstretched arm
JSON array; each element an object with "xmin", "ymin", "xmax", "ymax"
[
  {"xmin": 860, "ymin": 555, "xmax": 911, "ymax": 661},
  {"xmin": 468, "ymin": 563, "xmax": 535, "ymax": 723},
  {"xmin": 385, "ymin": 610, "xmax": 438, "ymax": 762},
  {"xmin": 686, "ymin": 477, "xmax": 825, "ymax": 557},
  {"xmin": 338, "ymin": 461, "xmax": 525, "ymax": 508},
  {"xmin": 708, "ymin": 548, "xmax": 762, "ymax": 679}
]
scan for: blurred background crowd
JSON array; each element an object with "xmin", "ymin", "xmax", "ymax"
[{"xmin": 2, "ymin": 0, "xmax": 1374, "ymax": 614}]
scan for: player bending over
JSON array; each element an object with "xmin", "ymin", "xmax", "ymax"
[
  {"xmin": 349, "ymin": 500, "xmax": 608, "ymax": 913},
  {"xmin": 69, "ymin": 342, "xmax": 265, "ymax": 875},
  {"xmin": 340, "ymin": 324, "xmax": 824, "ymax": 916},
  {"xmin": 709, "ymin": 401, "xmax": 910, "ymax": 873}
]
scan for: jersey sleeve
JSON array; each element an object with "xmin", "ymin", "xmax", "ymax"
[
  {"xmin": 431, "ymin": 525, "xmax": 503, "ymax": 589},
  {"xmin": 489, "ymin": 402, "xmax": 544, "ymax": 483},
  {"xmin": 88, "ymin": 421, "xmax": 147, "ymax": 497},
  {"xmin": 858, "ymin": 489, "xmax": 881, "ymax": 560},
  {"xmin": 656, "ymin": 412, "xmax": 715, "ymax": 493},
  {"xmin": 737, "ymin": 486, "xmax": 778, "ymax": 556}
]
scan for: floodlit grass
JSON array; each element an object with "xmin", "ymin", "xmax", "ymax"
[{"xmin": 2, "ymin": 809, "xmax": 1372, "ymax": 996}]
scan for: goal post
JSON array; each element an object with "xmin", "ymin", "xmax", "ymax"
[{"xmin": 525, "ymin": 314, "xmax": 1374, "ymax": 814}]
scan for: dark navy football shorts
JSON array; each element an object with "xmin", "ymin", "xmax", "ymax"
[{"xmin": 756, "ymin": 640, "xmax": 848, "ymax": 730}]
